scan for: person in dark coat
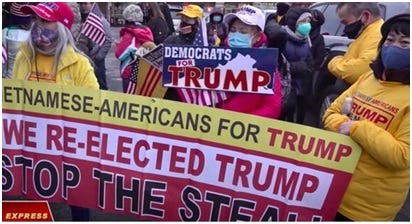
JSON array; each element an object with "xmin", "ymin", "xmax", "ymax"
[
  {"xmin": 140, "ymin": 2, "xmax": 170, "ymax": 45},
  {"xmin": 206, "ymin": 7, "xmax": 228, "ymax": 46},
  {"xmin": 309, "ymin": 9, "xmax": 326, "ymax": 71},
  {"xmin": 163, "ymin": 4, "xmax": 203, "ymax": 101},
  {"xmin": 162, "ymin": 4, "xmax": 203, "ymax": 46},
  {"xmin": 78, "ymin": 2, "xmax": 113, "ymax": 90},
  {"xmin": 158, "ymin": 2, "xmax": 175, "ymax": 35},
  {"xmin": 265, "ymin": 2, "xmax": 291, "ymax": 26},
  {"xmin": 281, "ymin": 7, "xmax": 314, "ymax": 124}
]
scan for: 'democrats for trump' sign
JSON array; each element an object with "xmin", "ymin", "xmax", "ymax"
[
  {"xmin": 2, "ymin": 79, "xmax": 361, "ymax": 221},
  {"xmin": 162, "ymin": 45, "xmax": 278, "ymax": 94}
]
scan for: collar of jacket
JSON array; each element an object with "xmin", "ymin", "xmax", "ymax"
[
  {"xmin": 370, "ymin": 59, "xmax": 410, "ymax": 85},
  {"xmin": 356, "ymin": 18, "xmax": 384, "ymax": 39},
  {"xmin": 20, "ymin": 44, "xmax": 80, "ymax": 73}
]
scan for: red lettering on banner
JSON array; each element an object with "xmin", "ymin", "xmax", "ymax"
[
  {"xmin": 233, "ymin": 158, "xmax": 252, "ymax": 187},
  {"xmin": 133, "ymin": 140, "xmax": 150, "ymax": 167},
  {"xmin": 85, "ymin": 131, "xmax": 112, "ymax": 160},
  {"xmin": 167, "ymin": 66, "xmax": 271, "ymax": 92},
  {"xmin": 273, "ymin": 168, "xmax": 299, "ymax": 200},
  {"xmin": 252, "ymin": 162, "xmax": 275, "ymax": 191},
  {"xmin": 117, "ymin": 136, "xmax": 132, "ymax": 164},
  {"xmin": 184, "ymin": 67, "xmax": 201, "ymax": 88},
  {"xmin": 352, "ymin": 102, "xmax": 389, "ymax": 124},
  {"xmin": 224, "ymin": 69, "xmax": 247, "ymax": 91},
  {"xmin": 152, "ymin": 142, "xmax": 169, "ymax": 169},
  {"xmin": 86, "ymin": 130, "xmax": 100, "ymax": 158},
  {"xmin": 169, "ymin": 66, "xmax": 184, "ymax": 86},
  {"xmin": 204, "ymin": 67, "xmax": 219, "ymax": 89},
  {"xmin": 46, "ymin": 124, "xmax": 76, "ymax": 153},
  {"xmin": 3, "ymin": 119, "xmax": 37, "ymax": 147},
  {"xmin": 266, "ymin": 128, "xmax": 352, "ymax": 162},
  {"xmin": 170, "ymin": 145, "xmax": 186, "ymax": 173},
  {"xmin": 188, "ymin": 148, "xmax": 205, "ymax": 176},
  {"xmin": 176, "ymin": 59, "xmax": 194, "ymax": 67},
  {"xmin": 215, "ymin": 154, "xmax": 320, "ymax": 202},
  {"xmin": 216, "ymin": 154, "xmax": 234, "ymax": 182},
  {"xmin": 296, "ymin": 174, "xmax": 319, "ymax": 201},
  {"xmin": 252, "ymin": 71, "xmax": 270, "ymax": 92}
]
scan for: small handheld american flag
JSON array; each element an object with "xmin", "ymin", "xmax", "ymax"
[
  {"xmin": 80, "ymin": 3, "xmax": 106, "ymax": 46},
  {"xmin": 2, "ymin": 43, "xmax": 7, "ymax": 64},
  {"xmin": 126, "ymin": 57, "xmax": 139, "ymax": 94}
]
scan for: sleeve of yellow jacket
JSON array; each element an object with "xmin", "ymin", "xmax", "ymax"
[
  {"xmin": 327, "ymin": 19, "xmax": 383, "ymax": 84},
  {"xmin": 349, "ymin": 110, "xmax": 410, "ymax": 170},
  {"xmin": 324, "ymin": 73, "xmax": 410, "ymax": 170},
  {"xmin": 69, "ymin": 53, "xmax": 100, "ymax": 90},
  {"xmin": 322, "ymin": 76, "xmax": 360, "ymax": 131}
]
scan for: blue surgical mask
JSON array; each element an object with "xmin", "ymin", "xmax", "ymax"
[
  {"xmin": 228, "ymin": 32, "xmax": 252, "ymax": 48},
  {"xmin": 381, "ymin": 45, "xmax": 410, "ymax": 70},
  {"xmin": 296, "ymin": 23, "xmax": 311, "ymax": 37},
  {"xmin": 212, "ymin": 15, "xmax": 222, "ymax": 23}
]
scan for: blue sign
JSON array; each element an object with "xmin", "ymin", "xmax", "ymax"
[{"xmin": 162, "ymin": 45, "xmax": 278, "ymax": 94}]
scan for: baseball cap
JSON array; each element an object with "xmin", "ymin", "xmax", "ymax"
[
  {"xmin": 177, "ymin": 4, "xmax": 203, "ymax": 19},
  {"xmin": 223, "ymin": 5, "xmax": 265, "ymax": 31},
  {"xmin": 21, "ymin": 2, "xmax": 74, "ymax": 29}
]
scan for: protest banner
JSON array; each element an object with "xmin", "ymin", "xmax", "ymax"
[
  {"xmin": 162, "ymin": 45, "xmax": 278, "ymax": 94},
  {"xmin": 2, "ymin": 79, "xmax": 361, "ymax": 221}
]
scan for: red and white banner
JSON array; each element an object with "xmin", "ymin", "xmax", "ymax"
[{"xmin": 2, "ymin": 79, "xmax": 362, "ymax": 221}]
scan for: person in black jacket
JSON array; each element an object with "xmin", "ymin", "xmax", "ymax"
[
  {"xmin": 163, "ymin": 4, "xmax": 203, "ymax": 101},
  {"xmin": 304, "ymin": 9, "xmax": 326, "ymax": 127},
  {"xmin": 158, "ymin": 3, "xmax": 175, "ymax": 35},
  {"xmin": 140, "ymin": 2, "xmax": 170, "ymax": 45},
  {"xmin": 309, "ymin": 9, "xmax": 326, "ymax": 71},
  {"xmin": 265, "ymin": 2, "xmax": 291, "ymax": 26}
]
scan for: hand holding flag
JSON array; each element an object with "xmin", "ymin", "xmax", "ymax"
[{"xmin": 80, "ymin": 3, "xmax": 106, "ymax": 46}]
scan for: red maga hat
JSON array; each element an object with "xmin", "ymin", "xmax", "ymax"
[{"xmin": 21, "ymin": 2, "xmax": 74, "ymax": 29}]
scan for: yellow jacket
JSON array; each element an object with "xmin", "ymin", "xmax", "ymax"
[
  {"xmin": 13, "ymin": 44, "xmax": 99, "ymax": 89},
  {"xmin": 323, "ymin": 72, "xmax": 410, "ymax": 221},
  {"xmin": 328, "ymin": 19, "xmax": 384, "ymax": 84}
]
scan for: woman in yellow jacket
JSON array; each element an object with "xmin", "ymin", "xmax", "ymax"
[
  {"xmin": 13, "ymin": 2, "xmax": 99, "ymax": 90},
  {"xmin": 13, "ymin": 2, "xmax": 99, "ymax": 221},
  {"xmin": 323, "ymin": 14, "xmax": 409, "ymax": 221}
]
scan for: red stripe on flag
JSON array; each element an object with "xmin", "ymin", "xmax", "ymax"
[
  {"xmin": 144, "ymin": 68, "xmax": 161, "ymax": 96},
  {"xmin": 140, "ymin": 65, "xmax": 153, "ymax": 96}
]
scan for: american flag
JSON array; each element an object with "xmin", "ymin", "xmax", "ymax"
[
  {"xmin": 126, "ymin": 58, "xmax": 139, "ymax": 94},
  {"xmin": 10, "ymin": 3, "xmax": 31, "ymax": 17},
  {"xmin": 177, "ymin": 17, "xmax": 227, "ymax": 106},
  {"xmin": 80, "ymin": 3, "xmax": 106, "ymax": 46},
  {"xmin": 2, "ymin": 43, "xmax": 7, "ymax": 64}
]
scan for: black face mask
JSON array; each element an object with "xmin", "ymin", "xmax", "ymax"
[
  {"xmin": 343, "ymin": 20, "xmax": 363, "ymax": 39},
  {"xmin": 180, "ymin": 21, "xmax": 198, "ymax": 39}
]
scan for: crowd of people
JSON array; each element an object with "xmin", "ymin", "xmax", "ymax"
[{"xmin": 2, "ymin": 2, "xmax": 410, "ymax": 222}]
